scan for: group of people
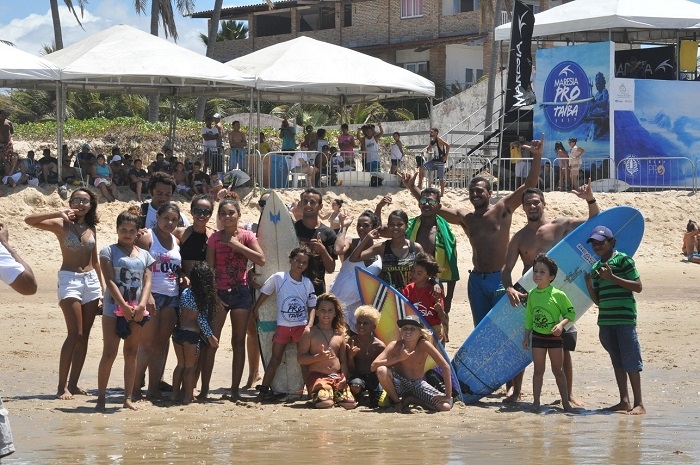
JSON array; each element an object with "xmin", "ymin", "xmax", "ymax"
[{"xmin": 0, "ymin": 132, "xmax": 648, "ymax": 419}]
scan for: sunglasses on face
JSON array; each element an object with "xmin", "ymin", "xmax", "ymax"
[
  {"xmin": 192, "ymin": 207, "xmax": 212, "ymax": 216},
  {"xmin": 419, "ymin": 198, "xmax": 437, "ymax": 206},
  {"xmin": 69, "ymin": 198, "xmax": 91, "ymax": 205}
]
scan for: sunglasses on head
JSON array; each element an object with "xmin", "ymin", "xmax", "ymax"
[{"xmin": 192, "ymin": 207, "xmax": 212, "ymax": 216}]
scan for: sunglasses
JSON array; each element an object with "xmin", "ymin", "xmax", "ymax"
[
  {"xmin": 69, "ymin": 198, "xmax": 91, "ymax": 205},
  {"xmin": 192, "ymin": 207, "xmax": 212, "ymax": 216},
  {"xmin": 419, "ymin": 198, "xmax": 438, "ymax": 206}
]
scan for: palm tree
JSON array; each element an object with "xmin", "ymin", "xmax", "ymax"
[
  {"xmin": 195, "ymin": 0, "xmax": 224, "ymax": 121},
  {"xmin": 199, "ymin": 20, "xmax": 249, "ymax": 46},
  {"xmin": 133, "ymin": 0, "xmax": 196, "ymax": 121},
  {"xmin": 50, "ymin": 0, "xmax": 88, "ymax": 50}
]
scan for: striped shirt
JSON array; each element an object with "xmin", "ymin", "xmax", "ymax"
[{"xmin": 591, "ymin": 251, "xmax": 640, "ymax": 325}]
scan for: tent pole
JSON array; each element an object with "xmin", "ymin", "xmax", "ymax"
[{"xmin": 56, "ymin": 81, "xmax": 63, "ymax": 180}]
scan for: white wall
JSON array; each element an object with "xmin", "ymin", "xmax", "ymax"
[{"xmin": 446, "ymin": 44, "xmax": 483, "ymax": 87}]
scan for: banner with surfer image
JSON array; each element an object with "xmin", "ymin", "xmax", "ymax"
[
  {"xmin": 505, "ymin": 0, "xmax": 536, "ymax": 112},
  {"xmin": 534, "ymin": 41, "xmax": 614, "ymax": 166}
]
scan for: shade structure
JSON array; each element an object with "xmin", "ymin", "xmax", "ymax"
[
  {"xmin": 0, "ymin": 42, "xmax": 60, "ymax": 87},
  {"xmin": 43, "ymin": 24, "xmax": 254, "ymax": 96},
  {"xmin": 227, "ymin": 36, "xmax": 435, "ymax": 104},
  {"xmin": 495, "ymin": 0, "xmax": 700, "ymax": 43}
]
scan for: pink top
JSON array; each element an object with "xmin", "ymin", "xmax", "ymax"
[{"xmin": 207, "ymin": 229, "xmax": 257, "ymax": 290}]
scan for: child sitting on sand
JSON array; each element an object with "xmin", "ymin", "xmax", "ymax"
[
  {"xmin": 171, "ymin": 261, "xmax": 219, "ymax": 405},
  {"xmin": 297, "ymin": 293, "xmax": 357, "ymax": 409},
  {"xmin": 346, "ymin": 305, "xmax": 386, "ymax": 407},
  {"xmin": 401, "ymin": 253, "xmax": 447, "ymax": 343},
  {"xmin": 253, "ymin": 246, "xmax": 317, "ymax": 401},
  {"xmin": 584, "ymin": 225, "xmax": 645, "ymax": 415},
  {"xmin": 371, "ymin": 315, "xmax": 453, "ymax": 412},
  {"xmin": 522, "ymin": 253, "xmax": 576, "ymax": 413}
]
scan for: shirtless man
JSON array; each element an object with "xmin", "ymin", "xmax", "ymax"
[
  {"xmin": 371, "ymin": 315, "xmax": 453, "ymax": 412},
  {"xmin": 501, "ymin": 180, "xmax": 599, "ymax": 404},
  {"xmin": 227, "ymin": 120, "xmax": 247, "ymax": 172},
  {"xmin": 0, "ymin": 110, "xmax": 14, "ymax": 164}
]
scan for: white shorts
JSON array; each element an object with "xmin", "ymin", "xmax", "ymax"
[
  {"xmin": 515, "ymin": 160, "xmax": 532, "ymax": 177},
  {"xmin": 57, "ymin": 269, "xmax": 103, "ymax": 304},
  {"xmin": 2, "ymin": 173, "xmax": 21, "ymax": 185},
  {"xmin": 93, "ymin": 177, "xmax": 111, "ymax": 187},
  {"xmin": 176, "ymin": 184, "xmax": 190, "ymax": 193}
]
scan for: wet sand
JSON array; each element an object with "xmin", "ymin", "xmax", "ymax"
[{"xmin": 1, "ymin": 187, "xmax": 699, "ymax": 463}]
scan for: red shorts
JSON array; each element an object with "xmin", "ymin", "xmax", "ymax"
[{"xmin": 273, "ymin": 325, "xmax": 306, "ymax": 344}]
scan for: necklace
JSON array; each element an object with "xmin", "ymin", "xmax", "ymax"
[
  {"xmin": 117, "ymin": 243, "xmax": 135, "ymax": 257},
  {"xmin": 316, "ymin": 326, "xmax": 334, "ymax": 347},
  {"xmin": 355, "ymin": 337, "xmax": 372, "ymax": 355}
]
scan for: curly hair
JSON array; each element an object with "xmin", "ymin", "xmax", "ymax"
[
  {"xmin": 315, "ymin": 293, "xmax": 347, "ymax": 336},
  {"xmin": 414, "ymin": 252, "xmax": 441, "ymax": 278},
  {"xmin": 117, "ymin": 205, "xmax": 142, "ymax": 227},
  {"xmin": 189, "ymin": 261, "xmax": 218, "ymax": 321}
]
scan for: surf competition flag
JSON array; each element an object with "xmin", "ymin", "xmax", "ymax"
[{"xmin": 505, "ymin": 0, "xmax": 536, "ymax": 112}]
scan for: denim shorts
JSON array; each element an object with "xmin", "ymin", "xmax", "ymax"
[
  {"xmin": 153, "ymin": 292, "xmax": 180, "ymax": 310},
  {"xmin": 599, "ymin": 324, "xmax": 643, "ymax": 372},
  {"xmin": 217, "ymin": 285, "xmax": 253, "ymax": 311}
]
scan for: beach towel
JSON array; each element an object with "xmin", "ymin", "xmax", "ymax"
[{"xmin": 406, "ymin": 216, "xmax": 460, "ymax": 282}]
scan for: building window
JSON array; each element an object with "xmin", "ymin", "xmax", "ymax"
[
  {"xmin": 465, "ymin": 68, "xmax": 484, "ymax": 85},
  {"xmin": 256, "ymin": 12, "xmax": 292, "ymax": 37},
  {"xmin": 401, "ymin": 0, "xmax": 423, "ymax": 18},
  {"xmin": 455, "ymin": 0, "xmax": 479, "ymax": 13},
  {"xmin": 404, "ymin": 61, "xmax": 429, "ymax": 74},
  {"xmin": 343, "ymin": 4, "xmax": 352, "ymax": 27},
  {"xmin": 300, "ymin": 5, "xmax": 335, "ymax": 32}
]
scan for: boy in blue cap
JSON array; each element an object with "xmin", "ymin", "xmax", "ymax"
[{"xmin": 584, "ymin": 226, "xmax": 645, "ymax": 414}]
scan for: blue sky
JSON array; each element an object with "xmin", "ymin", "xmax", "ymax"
[{"xmin": 0, "ymin": 1, "xmax": 254, "ymax": 56}]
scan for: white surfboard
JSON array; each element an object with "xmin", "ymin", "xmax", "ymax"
[
  {"xmin": 590, "ymin": 178, "xmax": 630, "ymax": 193},
  {"xmin": 255, "ymin": 191, "xmax": 302, "ymax": 394}
]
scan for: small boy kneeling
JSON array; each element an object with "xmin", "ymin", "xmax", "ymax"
[{"xmin": 371, "ymin": 315, "xmax": 453, "ymax": 412}]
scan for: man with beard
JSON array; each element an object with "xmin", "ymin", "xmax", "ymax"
[
  {"xmin": 294, "ymin": 188, "xmax": 337, "ymax": 296},
  {"xmin": 500, "ymin": 180, "xmax": 599, "ymax": 404}
]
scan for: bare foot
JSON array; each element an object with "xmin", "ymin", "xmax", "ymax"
[
  {"xmin": 502, "ymin": 391, "xmax": 522, "ymax": 403},
  {"xmin": 146, "ymin": 391, "xmax": 163, "ymax": 401},
  {"xmin": 603, "ymin": 401, "xmax": 632, "ymax": 412},
  {"xmin": 132, "ymin": 390, "xmax": 144, "ymax": 402},
  {"xmin": 627, "ymin": 405, "xmax": 646, "ymax": 415},
  {"xmin": 57, "ymin": 389, "xmax": 74, "ymax": 400},
  {"xmin": 244, "ymin": 374, "xmax": 262, "ymax": 389},
  {"xmin": 123, "ymin": 399, "xmax": 139, "ymax": 411},
  {"xmin": 562, "ymin": 401, "xmax": 576, "ymax": 413},
  {"xmin": 95, "ymin": 400, "xmax": 106, "ymax": 412},
  {"xmin": 393, "ymin": 398, "xmax": 405, "ymax": 413},
  {"xmin": 68, "ymin": 386, "xmax": 90, "ymax": 396},
  {"xmin": 569, "ymin": 395, "xmax": 585, "ymax": 407},
  {"xmin": 182, "ymin": 397, "xmax": 192, "ymax": 405},
  {"xmin": 196, "ymin": 390, "xmax": 209, "ymax": 401},
  {"xmin": 529, "ymin": 403, "xmax": 541, "ymax": 413}
]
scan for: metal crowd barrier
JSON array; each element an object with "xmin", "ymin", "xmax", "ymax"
[{"xmin": 616, "ymin": 156, "xmax": 697, "ymax": 192}]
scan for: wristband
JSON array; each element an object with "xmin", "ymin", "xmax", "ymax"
[{"xmin": 587, "ymin": 198, "xmax": 597, "ymax": 204}]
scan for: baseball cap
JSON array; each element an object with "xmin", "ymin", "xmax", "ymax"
[
  {"xmin": 111, "ymin": 155, "xmax": 122, "ymax": 163},
  {"xmin": 587, "ymin": 226, "xmax": 614, "ymax": 243},
  {"xmin": 213, "ymin": 113, "xmax": 221, "ymax": 119},
  {"xmin": 397, "ymin": 315, "xmax": 424, "ymax": 329},
  {"xmin": 82, "ymin": 143, "xmax": 91, "ymax": 150}
]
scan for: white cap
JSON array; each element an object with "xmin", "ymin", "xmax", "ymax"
[
  {"xmin": 111, "ymin": 155, "xmax": 122, "ymax": 162},
  {"xmin": 213, "ymin": 113, "xmax": 221, "ymax": 119}
]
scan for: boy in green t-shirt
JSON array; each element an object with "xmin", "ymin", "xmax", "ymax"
[
  {"xmin": 523, "ymin": 254, "xmax": 576, "ymax": 413},
  {"xmin": 584, "ymin": 226, "xmax": 645, "ymax": 415}
]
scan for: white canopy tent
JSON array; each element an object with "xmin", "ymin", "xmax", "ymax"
[
  {"xmin": 0, "ymin": 42, "xmax": 60, "ymax": 87},
  {"xmin": 495, "ymin": 0, "xmax": 700, "ymax": 43},
  {"xmin": 227, "ymin": 36, "xmax": 435, "ymax": 104},
  {"xmin": 44, "ymin": 24, "xmax": 255, "ymax": 96}
]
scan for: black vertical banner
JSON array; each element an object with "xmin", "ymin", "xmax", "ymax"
[{"xmin": 505, "ymin": 0, "xmax": 536, "ymax": 112}]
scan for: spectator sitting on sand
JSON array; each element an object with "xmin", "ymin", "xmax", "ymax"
[
  {"xmin": 38, "ymin": 148, "xmax": 58, "ymax": 185},
  {"xmin": 683, "ymin": 220, "xmax": 700, "ymax": 263}
]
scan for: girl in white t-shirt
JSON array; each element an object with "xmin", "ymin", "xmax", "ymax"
[
  {"xmin": 252, "ymin": 246, "xmax": 317, "ymax": 400},
  {"xmin": 390, "ymin": 132, "xmax": 405, "ymax": 174}
]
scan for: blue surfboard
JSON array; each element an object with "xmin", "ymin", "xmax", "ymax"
[{"xmin": 452, "ymin": 206, "xmax": 645, "ymax": 404}]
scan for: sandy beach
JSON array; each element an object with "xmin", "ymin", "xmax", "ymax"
[{"xmin": 1, "ymin": 185, "xmax": 699, "ymax": 464}]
